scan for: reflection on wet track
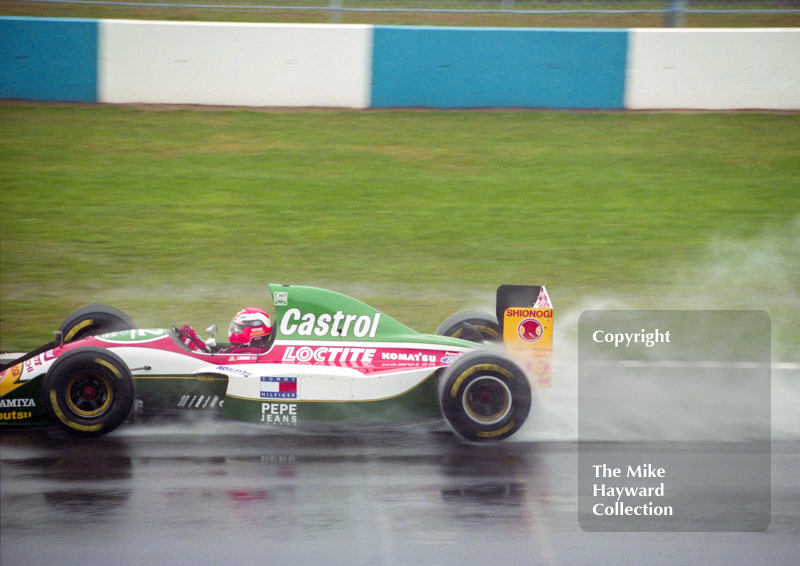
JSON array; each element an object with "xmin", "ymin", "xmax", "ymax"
[{"xmin": 2, "ymin": 422, "xmax": 799, "ymax": 565}]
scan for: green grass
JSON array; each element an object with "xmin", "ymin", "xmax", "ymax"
[
  {"xmin": 1, "ymin": 0, "xmax": 799, "ymax": 27},
  {"xmin": 1, "ymin": 104, "xmax": 799, "ymax": 357}
]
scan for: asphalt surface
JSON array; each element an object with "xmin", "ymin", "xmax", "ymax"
[{"xmin": 2, "ymin": 420, "xmax": 799, "ymax": 566}]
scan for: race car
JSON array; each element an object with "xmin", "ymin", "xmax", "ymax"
[{"xmin": 0, "ymin": 284, "xmax": 553, "ymax": 442}]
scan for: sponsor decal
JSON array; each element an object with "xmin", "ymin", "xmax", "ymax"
[
  {"xmin": 0, "ymin": 411, "xmax": 33, "ymax": 421},
  {"xmin": 380, "ymin": 352, "xmax": 438, "ymax": 363},
  {"xmin": 503, "ymin": 300, "xmax": 554, "ymax": 388},
  {"xmin": 282, "ymin": 346, "xmax": 376, "ymax": 365},
  {"xmin": 517, "ymin": 318, "xmax": 544, "ymax": 343},
  {"xmin": 261, "ymin": 402, "xmax": 297, "ymax": 424},
  {"xmin": 374, "ymin": 348, "xmax": 459, "ymax": 369},
  {"xmin": 99, "ymin": 329, "xmax": 168, "ymax": 343},
  {"xmin": 217, "ymin": 366, "xmax": 254, "ymax": 378},
  {"xmin": 9, "ymin": 364, "xmax": 22, "ymax": 379},
  {"xmin": 260, "ymin": 377, "xmax": 297, "ymax": 399},
  {"xmin": 506, "ymin": 308, "xmax": 553, "ymax": 319},
  {"xmin": 0, "ymin": 398, "xmax": 35, "ymax": 408},
  {"xmin": 279, "ymin": 309, "xmax": 380, "ymax": 339},
  {"xmin": 0, "ymin": 364, "xmax": 27, "ymax": 397},
  {"xmin": 23, "ymin": 355, "xmax": 44, "ymax": 374},
  {"xmin": 273, "ymin": 291, "xmax": 288, "ymax": 306}
]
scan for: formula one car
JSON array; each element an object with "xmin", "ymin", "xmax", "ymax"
[{"xmin": 0, "ymin": 284, "xmax": 553, "ymax": 442}]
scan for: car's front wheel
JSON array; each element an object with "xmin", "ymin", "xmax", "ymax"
[{"xmin": 43, "ymin": 347, "xmax": 135, "ymax": 437}]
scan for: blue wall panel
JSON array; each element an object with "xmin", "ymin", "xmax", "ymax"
[
  {"xmin": 371, "ymin": 26, "xmax": 628, "ymax": 109},
  {"xmin": 0, "ymin": 17, "xmax": 98, "ymax": 102}
]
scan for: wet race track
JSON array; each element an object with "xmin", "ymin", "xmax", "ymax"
[{"xmin": 2, "ymin": 420, "xmax": 799, "ymax": 566}]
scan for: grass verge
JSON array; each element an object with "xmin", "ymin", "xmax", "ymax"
[{"xmin": 1, "ymin": 104, "xmax": 798, "ymax": 356}]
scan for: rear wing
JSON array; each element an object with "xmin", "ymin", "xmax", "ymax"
[{"xmin": 497, "ymin": 285, "xmax": 553, "ymax": 387}]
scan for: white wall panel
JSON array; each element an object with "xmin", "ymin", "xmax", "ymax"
[
  {"xmin": 98, "ymin": 21, "xmax": 372, "ymax": 108},
  {"xmin": 625, "ymin": 29, "xmax": 800, "ymax": 110}
]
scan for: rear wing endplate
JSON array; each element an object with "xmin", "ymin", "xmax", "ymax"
[{"xmin": 497, "ymin": 285, "xmax": 553, "ymax": 387}]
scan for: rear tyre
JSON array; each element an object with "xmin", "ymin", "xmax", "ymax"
[
  {"xmin": 436, "ymin": 311, "xmax": 502, "ymax": 344},
  {"xmin": 439, "ymin": 351, "xmax": 531, "ymax": 442},
  {"xmin": 43, "ymin": 347, "xmax": 135, "ymax": 437},
  {"xmin": 59, "ymin": 305, "xmax": 136, "ymax": 343}
]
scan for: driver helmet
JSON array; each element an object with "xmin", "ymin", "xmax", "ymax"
[{"xmin": 229, "ymin": 307, "xmax": 272, "ymax": 345}]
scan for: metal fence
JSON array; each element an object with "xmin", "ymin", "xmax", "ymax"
[{"xmin": 7, "ymin": 0, "xmax": 800, "ymax": 26}]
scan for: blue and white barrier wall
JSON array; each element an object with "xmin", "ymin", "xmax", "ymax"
[
  {"xmin": 1, "ymin": 17, "xmax": 799, "ymax": 110},
  {"xmin": 371, "ymin": 26, "xmax": 628, "ymax": 109},
  {"xmin": 100, "ymin": 21, "xmax": 372, "ymax": 107},
  {"xmin": 0, "ymin": 17, "xmax": 98, "ymax": 103},
  {"xmin": 625, "ymin": 29, "xmax": 800, "ymax": 110}
]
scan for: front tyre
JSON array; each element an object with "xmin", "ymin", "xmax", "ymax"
[
  {"xmin": 59, "ymin": 305, "xmax": 136, "ymax": 343},
  {"xmin": 43, "ymin": 347, "xmax": 135, "ymax": 437},
  {"xmin": 439, "ymin": 351, "xmax": 531, "ymax": 442}
]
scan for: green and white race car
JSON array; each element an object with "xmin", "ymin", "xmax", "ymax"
[{"xmin": 0, "ymin": 284, "xmax": 553, "ymax": 442}]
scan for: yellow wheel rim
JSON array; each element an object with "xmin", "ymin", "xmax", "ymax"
[
  {"xmin": 65, "ymin": 372, "xmax": 113, "ymax": 417},
  {"xmin": 463, "ymin": 376, "xmax": 511, "ymax": 425}
]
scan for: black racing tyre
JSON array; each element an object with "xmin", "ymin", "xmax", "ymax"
[
  {"xmin": 43, "ymin": 347, "xmax": 135, "ymax": 437},
  {"xmin": 439, "ymin": 351, "xmax": 531, "ymax": 442},
  {"xmin": 59, "ymin": 305, "xmax": 136, "ymax": 343},
  {"xmin": 436, "ymin": 311, "xmax": 502, "ymax": 344}
]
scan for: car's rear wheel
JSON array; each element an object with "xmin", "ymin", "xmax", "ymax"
[
  {"xmin": 43, "ymin": 347, "xmax": 135, "ymax": 437},
  {"xmin": 59, "ymin": 305, "xmax": 136, "ymax": 343},
  {"xmin": 439, "ymin": 351, "xmax": 531, "ymax": 442}
]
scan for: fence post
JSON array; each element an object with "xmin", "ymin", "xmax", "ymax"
[{"xmin": 665, "ymin": 0, "xmax": 687, "ymax": 27}]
